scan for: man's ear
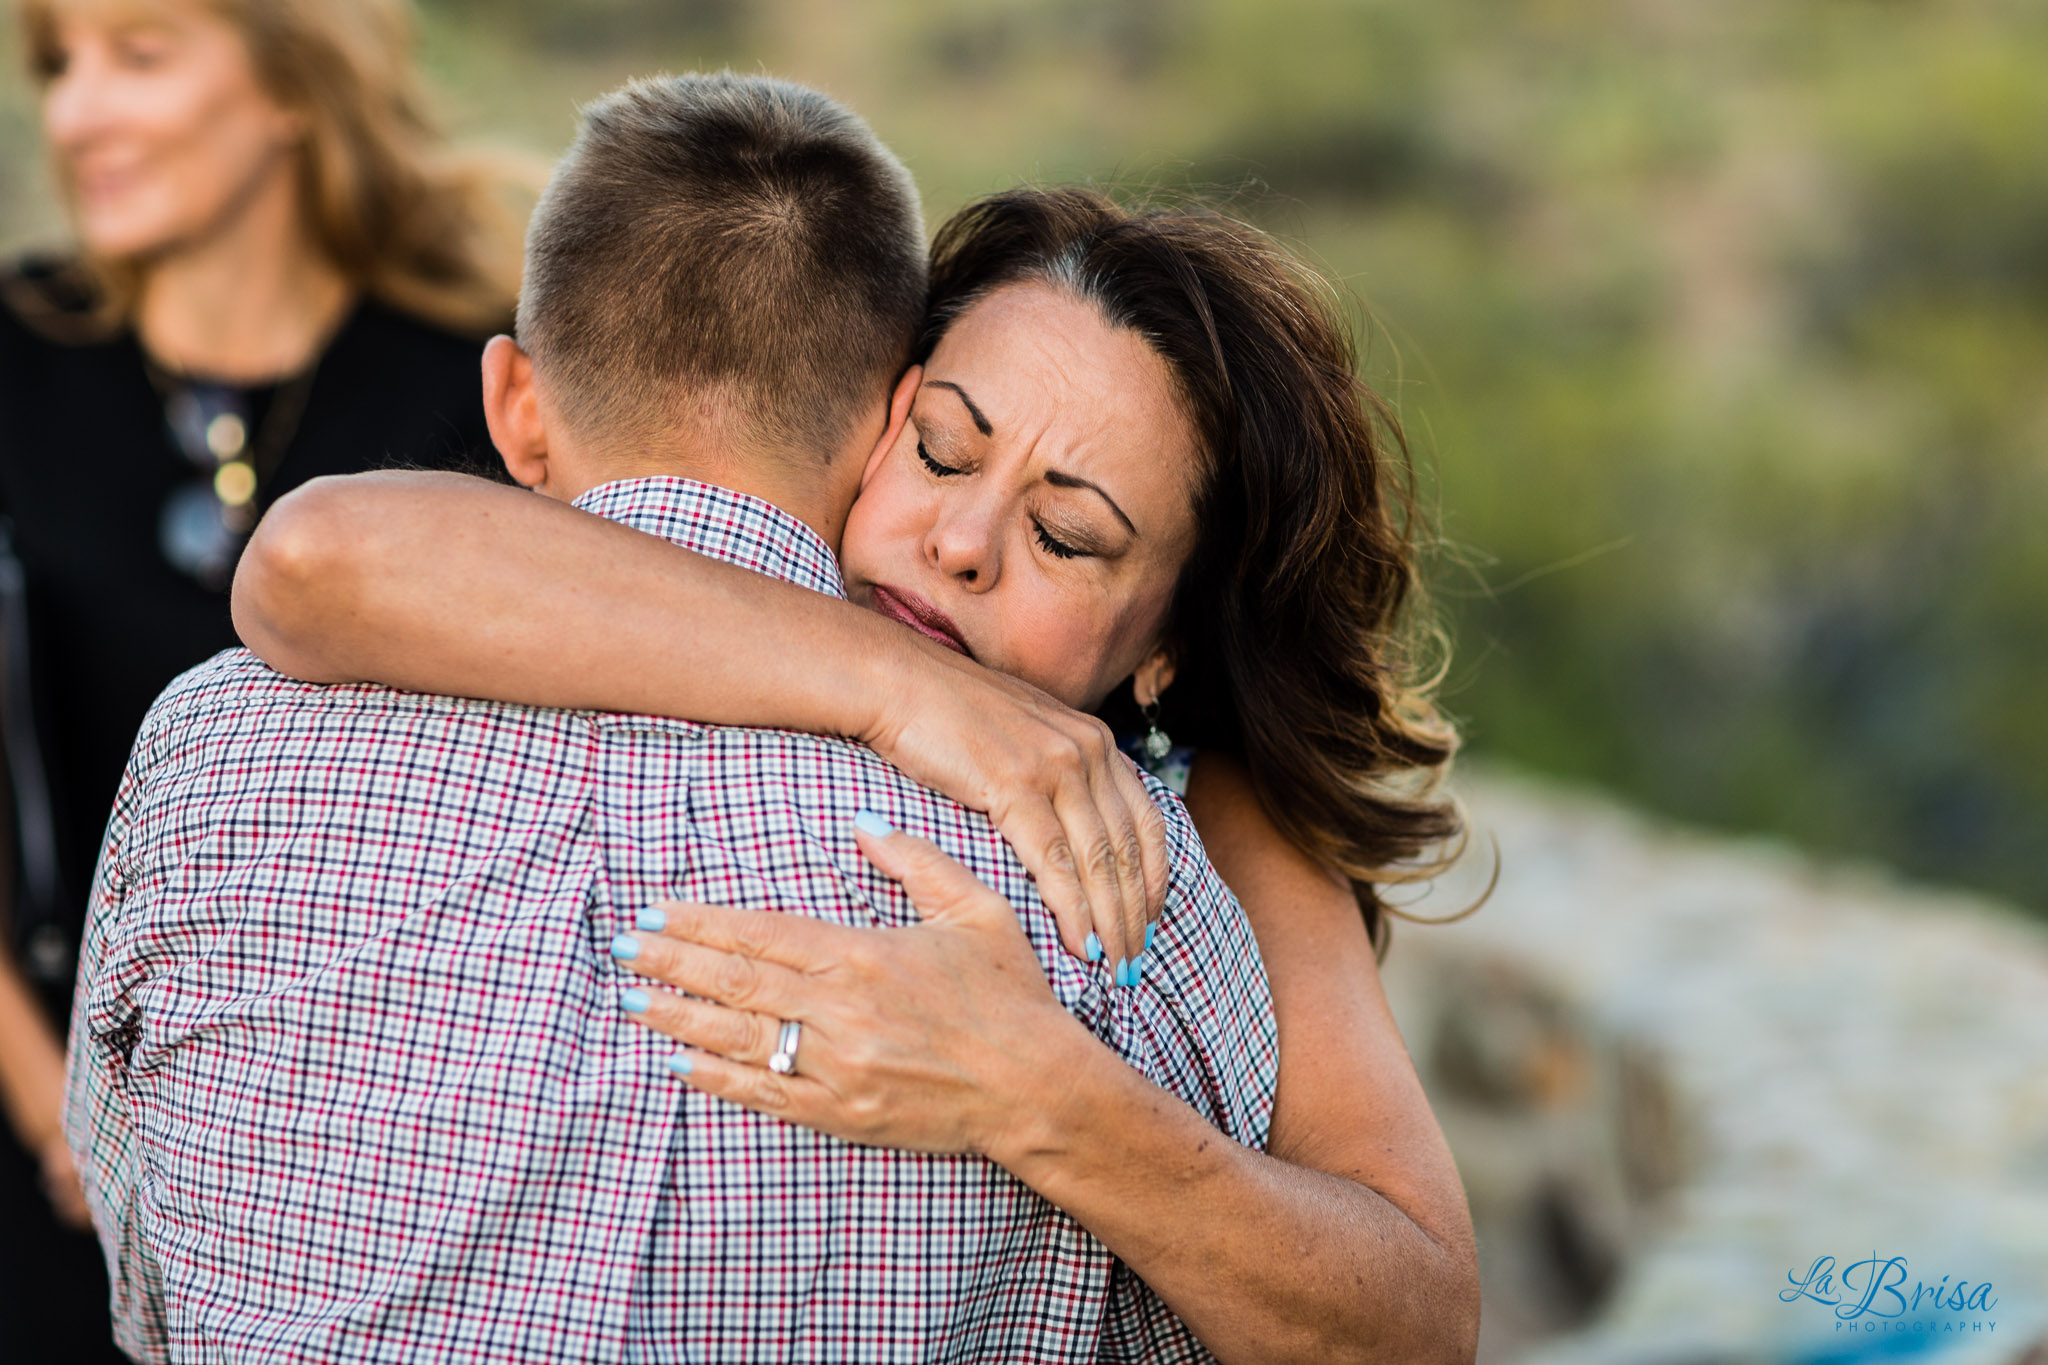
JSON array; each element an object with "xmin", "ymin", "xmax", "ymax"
[
  {"xmin": 1133, "ymin": 649, "xmax": 1177, "ymax": 708},
  {"xmin": 482, "ymin": 335, "xmax": 550, "ymax": 489},
  {"xmin": 859, "ymin": 364, "xmax": 922, "ymax": 493}
]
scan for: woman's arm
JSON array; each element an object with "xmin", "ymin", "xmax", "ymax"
[
  {"xmin": 1021, "ymin": 751, "xmax": 1480, "ymax": 1362},
  {"xmin": 234, "ymin": 470, "xmax": 1162, "ymax": 964},
  {"xmin": 613, "ymin": 756, "xmax": 1479, "ymax": 1364},
  {"xmin": 237, "ymin": 470, "xmax": 910, "ymax": 722},
  {"xmin": 0, "ymin": 942, "xmax": 88, "ymax": 1227}
]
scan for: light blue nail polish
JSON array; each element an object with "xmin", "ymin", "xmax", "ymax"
[
  {"xmin": 621, "ymin": 988, "xmax": 651, "ymax": 1014},
  {"xmin": 1115, "ymin": 958, "xmax": 1131, "ymax": 987},
  {"xmin": 1134, "ymin": 953, "xmax": 1147, "ymax": 983},
  {"xmin": 666, "ymin": 1052, "xmax": 694, "ymax": 1076},
  {"xmin": 854, "ymin": 809, "xmax": 895, "ymax": 837},
  {"xmin": 1144, "ymin": 923, "xmax": 1156, "ymax": 952},
  {"xmin": 610, "ymin": 934, "xmax": 641, "ymax": 961},
  {"xmin": 1084, "ymin": 932, "xmax": 1103, "ymax": 963},
  {"xmin": 636, "ymin": 906, "xmax": 666, "ymax": 932}
]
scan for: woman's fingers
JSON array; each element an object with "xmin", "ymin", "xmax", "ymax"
[
  {"xmin": 1086, "ymin": 750, "xmax": 1163, "ymax": 974},
  {"xmin": 860, "ymin": 654, "xmax": 1166, "ymax": 969},
  {"xmin": 623, "ymin": 986, "xmax": 784, "ymax": 1066},
  {"xmin": 980, "ymin": 796, "xmax": 1098, "ymax": 959},
  {"xmin": 1038, "ymin": 719, "xmax": 1158, "ymax": 975},
  {"xmin": 627, "ymin": 839, "xmax": 1078, "ymax": 1158},
  {"xmin": 640, "ymin": 898, "xmax": 852, "ymax": 973},
  {"xmin": 1058, "ymin": 760, "xmax": 1138, "ymax": 970},
  {"xmin": 851, "ymin": 821, "xmax": 1019, "ymax": 934},
  {"xmin": 985, "ymin": 726, "xmax": 1132, "ymax": 965},
  {"xmin": 611, "ymin": 926, "xmax": 810, "ymax": 1017},
  {"xmin": 659, "ymin": 1049, "xmax": 844, "ymax": 1134},
  {"xmin": 1130, "ymin": 769, "xmax": 1171, "ymax": 925},
  {"xmin": 852, "ymin": 821, "xmax": 1066, "ymax": 1000}
]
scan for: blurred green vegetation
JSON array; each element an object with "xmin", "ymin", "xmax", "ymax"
[{"xmin": 3, "ymin": 0, "xmax": 2042, "ymax": 912}]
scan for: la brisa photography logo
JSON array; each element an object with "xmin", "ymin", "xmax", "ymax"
[{"xmin": 1782, "ymin": 1253, "xmax": 2000, "ymax": 1341}]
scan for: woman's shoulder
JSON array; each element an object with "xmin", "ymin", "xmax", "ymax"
[
  {"xmin": 318, "ymin": 295, "xmax": 494, "ymax": 406},
  {"xmin": 347, "ymin": 294, "xmax": 499, "ymax": 356},
  {"xmin": 0, "ymin": 253, "xmax": 119, "ymax": 351},
  {"xmin": 280, "ymin": 294, "xmax": 498, "ymax": 483},
  {"xmin": 1178, "ymin": 749, "xmax": 1372, "ymax": 953}
]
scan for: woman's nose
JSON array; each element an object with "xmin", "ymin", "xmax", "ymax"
[
  {"xmin": 42, "ymin": 56, "xmax": 112, "ymax": 156},
  {"xmin": 925, "ymin": 503, "xmax": 1001, "ymax": 590}
]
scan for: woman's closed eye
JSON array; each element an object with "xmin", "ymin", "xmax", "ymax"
[
  {"xmin": 109, "ymin": 25, "xmax": 180, "ymax": 71},
  {"xmin": 1033, "ymin": 520, "xmax": 1086, "ymax": 560},
  {"xmin": 113, "ymin": 38, "xmax": 174, "ymax": 71},
  {"xmin": 917, "ymin": 440, "xmax": 964, "ymax": 478}
]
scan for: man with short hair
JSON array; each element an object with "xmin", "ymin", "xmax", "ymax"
[{"xmin": 65, "ymin": 73, "xmax": 1275, "ymax": 1363}]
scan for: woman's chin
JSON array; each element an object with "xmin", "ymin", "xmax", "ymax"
[{"xmin": 77, "ymin": 212, "xmax": 180, "ymax": 264}]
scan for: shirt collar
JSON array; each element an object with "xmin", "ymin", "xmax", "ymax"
[{"xmin": 570, "ymin": 476, "xmax": 845, "ymax": 600}]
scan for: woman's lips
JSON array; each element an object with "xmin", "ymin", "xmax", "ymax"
[
  {"xmin": 66, "ymin": 156, "xmax": 146, "ymax": 203},
  {"xmin": 869, "ymin": 584, "xmax": 972, "ymax": 658},
  {"xmin": 70, "ymin": 168, "xmax": 137, "ymax": 207}
]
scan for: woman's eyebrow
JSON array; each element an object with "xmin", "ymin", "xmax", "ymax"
[
  {"xmin": 924, "ymin": 378, "xmax": 1136, "ymax": 535},
  {"xmin": 923, "ymin": 380, "xmax": 993, "ymax": 436},
  {"xmin": 1044, "ymin": 470, "xmax": 1137, "ymax": 536}
]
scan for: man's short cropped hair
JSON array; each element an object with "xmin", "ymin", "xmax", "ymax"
[{"xmin": 516, "ymin": 72, "xmax": 927, "ymax": 462}]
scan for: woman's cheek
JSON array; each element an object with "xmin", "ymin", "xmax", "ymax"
[
  {"xmin": 839, "ymin": 474, "xmax": 922, "ymax": 587},
  {"xmin": 1004, "ymin": 594, "xmax": 1119, "ymax": 710}
]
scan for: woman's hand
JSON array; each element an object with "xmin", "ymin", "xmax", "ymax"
[
  {"xmin": 857, "ymin": 643, "xmax": 1168, "ymax": 976},
  {"xmin": 39, "ymin": 1134, "xmax": 90, "ymax": 1229},
  {"xmin": 609, "ymin": 815, "xmax": 1096, "ymax": 1158},
  {"xmin": 0, "ymin": 951, "xmax": 91, "ymax": 1229}
]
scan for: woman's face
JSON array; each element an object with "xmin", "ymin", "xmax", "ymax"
[
  {"xmin": 37, "ymin": 2, "xmax": 304, "ymax": 263},
  {"xmin": 841, "ymin": 282, "xmax": 1204, "ymax": 712}
]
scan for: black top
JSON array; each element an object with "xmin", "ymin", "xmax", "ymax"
[{"xmin": 0, "ymin": 256, "xmax": 500, "ymax": 994}]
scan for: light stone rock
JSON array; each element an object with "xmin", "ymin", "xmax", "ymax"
[{"xmin": 1380, "ymin": 764, "xmax": 2048, "ymax": 1365}]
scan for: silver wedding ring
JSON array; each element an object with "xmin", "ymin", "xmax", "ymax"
[{"xmin": 768, "ymin": 1019, "xmax": 802, "ymax": 1076}]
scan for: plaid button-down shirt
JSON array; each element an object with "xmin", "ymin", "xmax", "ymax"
[{"xmin": 65, "ymin": 476, "xmax": 1278, "ymax": 1364}]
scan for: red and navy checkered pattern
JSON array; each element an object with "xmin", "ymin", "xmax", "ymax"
[{"xmin": 65, "ymin": 477, "xmax": 1278, "ymax": 1364}]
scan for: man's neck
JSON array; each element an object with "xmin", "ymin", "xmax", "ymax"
[{"xmin": 564, "ymin": 447, "xmax": 859, "ymax": 554}]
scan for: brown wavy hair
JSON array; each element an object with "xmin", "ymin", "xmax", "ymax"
[
  {"xmin": 20, "ymin": 0, "xmax": 530, "ymax": 337},
  {"xmin": 920, "ymin": 186, "xmax": 1470, "ymax": 957}
]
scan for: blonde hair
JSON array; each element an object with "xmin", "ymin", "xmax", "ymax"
[{"xmin": 21, "ymin": 0, "xmax": 530, "ymax": 337}]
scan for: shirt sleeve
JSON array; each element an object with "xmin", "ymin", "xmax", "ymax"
[
  {"xmin": 1092, "ymin": 779, "xmax": 1281, "ymax": 1359},
  {"xmin": 1096, "ymin": 1259, "xmax": 1221, "ymax": 1363},
  {"xmin": 63, "ymin": 690, "xmax": 183, "ymax": 1364},
  {"xmin": 1102, "ymin": 779, "xmax": 1279, "ymax": 1146}
]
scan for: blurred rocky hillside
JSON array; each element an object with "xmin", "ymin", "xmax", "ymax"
[{"xmin": 1391, "ymin": 766, "xmax": 2048, "ymax": 1364}]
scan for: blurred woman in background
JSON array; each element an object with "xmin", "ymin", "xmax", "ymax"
[{"xmin": 0, "ymin": 1, "xmax": 526, "ymax": 1354}]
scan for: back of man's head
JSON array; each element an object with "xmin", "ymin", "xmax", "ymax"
[{"xmin": 516, "ymin": 72, "xmax": 926, "ymax": 468}]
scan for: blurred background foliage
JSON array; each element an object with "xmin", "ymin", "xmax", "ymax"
[{"xmin": 3, "ymin": 0, "xmax": 2042, "ymax": 914}]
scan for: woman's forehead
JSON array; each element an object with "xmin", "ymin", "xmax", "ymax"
[
  {"xmin": 927, "ymin": 281, "xmax": 1203, "ymax": 541},
  {"xmin": 33, "ymin": 0, "xmax": 198, "ymax": 28},
  {"xmin": 932, "ymin": 285, "xmax": 1190, "ymax": 449}
]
